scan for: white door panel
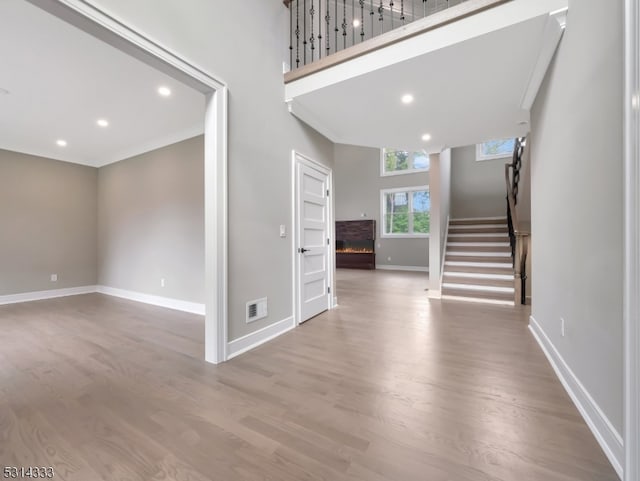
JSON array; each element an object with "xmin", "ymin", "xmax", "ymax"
[{"xmin": 296, "ymin": 157, "xmax": 330, "ymax": 323}]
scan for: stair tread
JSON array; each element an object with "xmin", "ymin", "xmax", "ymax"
[
  {"xmin": 446, "ymin": 255, "xmax": 513, "ymax": 264},
  {"xmin": 442, "ymin": 276, "xmax": 514, "ymax": 288}
]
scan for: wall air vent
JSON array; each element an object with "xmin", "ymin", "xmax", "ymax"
[{"xmin": 246, "ymin": 297, "xmax": 268, "ymax": 323}]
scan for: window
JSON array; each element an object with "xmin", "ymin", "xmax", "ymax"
[
  {"xmin": 476, "ymin": 138, "xmax": 516, "ymax": 161},
  {"xmin": 381, "ymin": 149, "xmax": 430, "ymax": 176},
  {"xmin": 380, "ymin": 186, "xmax": 430, "ymax": 238}
]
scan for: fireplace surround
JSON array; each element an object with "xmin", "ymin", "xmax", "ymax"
[{"xmin": 335, "ymin": 220, "xmax": 376, "ymax": 269}]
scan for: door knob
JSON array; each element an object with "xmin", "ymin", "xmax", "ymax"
[{"xmin": 299, "ymin": 247, "xmax": 310, "ymax": 253}]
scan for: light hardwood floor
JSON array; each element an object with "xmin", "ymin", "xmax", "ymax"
[{"xmin": 0, "ymin": 270, "xmax": 618, "ymax": 480}]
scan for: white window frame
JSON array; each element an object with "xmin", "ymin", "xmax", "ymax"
[
  {"xmin": 380, "ymin": 185, "xmax": 430, "ymax": 239},
  {"xmin": 380, "ymin": 148, "xmax": 430, "ymax": 176},
  {"xmin": 476, "ymin": 139, "xmax": 516, "ymax": 161}
]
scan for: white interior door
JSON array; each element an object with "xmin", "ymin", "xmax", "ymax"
[{"xmin": 296, "ymin": 156, "xmax": 330, "ymax": 323}]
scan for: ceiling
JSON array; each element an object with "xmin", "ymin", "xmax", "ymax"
[
  {"xmin": 0, "ymin": 0, "xmax": 205, "ymax": 167},
  {"xmin": 286, "ymin": 1, "xmax": 567, "ymax": 153}
]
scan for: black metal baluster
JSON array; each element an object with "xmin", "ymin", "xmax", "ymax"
[
  {"xmin": 423, "ymin": 0, "xmax": 427, "ymax": 18},
  {"xmin": 342, "ymin": 0, "xmax": 347, "ymax": 50},
  {"xmin": 352, "ymin": 0, "xmax": 355, "ymax": 46},
  {"xmin": 378, "ymin": 0, "xmax": 384, "ymax": 35},
  {"xmin": 370, "ymin": 0, "xmax": 374, "ymax": 39},
  {"xmin": 296, "ymin": 0, "xmax": 300, "ymax": 67},
  {"xmin": 303, "ymin": 0, "xmax": 307, "ymax": 65},
  {"xmin": 335, "ymin": 0, "xmax": 338, "ymax": 53},
  {"xmin": 289, "ymin": 1, "xmax": 293, "ymax": 69},
  {"xmin": 318, "ymin": 0, "xmax": 322, "ymax": 59},
  {"xmin": 390, "ymin": 1, "xmax": 394, "ymax": 29},
  {"xmin": 325, "ymin": 0, "xmax": 330, "ymax": 56},
  {"xmin": 359, "ymin": 0, "xmax": 365, "ymax": 41},
  {"xmin": 309, "ymin": 0, "xmax": 315, "ymax": 62},
  {"xmin": 400, "ymin": 0, "xmax": 405, "ymax": 25}
]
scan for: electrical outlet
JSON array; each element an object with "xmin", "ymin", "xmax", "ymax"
[
  {"xmin": 561, "ymin": 317, "xmax": 566, "ymax": 337},
  {"xmin": 50, "ymin": 274, "xmax": 57, "ymax": 282},
  {"xmin": 279, "ymin": 225, "xmax": 286, "ymax": 238},
  {"xmin": 160, "ymin": 278, "xmax": 165, "ymax": 288}
]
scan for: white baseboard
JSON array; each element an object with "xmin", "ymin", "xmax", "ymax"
[
  {"xmin": 227, "ymin": 316, "xmax": 295, "ymax": 360},
  {"xmin": 529, "ymin": 316, "xmax": 623, "ymax": 479},
  {"xmin": 332, "ymin": 296, "xmax": 339, "ymax": 308},
  {"xmin": 377, "ymin": 265, "xmax": 429, "ymax": 272},
  {"xmin": 428, "ymin": 289, "xmax": 442, "ymax": 299},
  {"xmin": 0, "ymin": 285, "xmax": 97, "ymax": 305},
  {"xmin": 96, "ymin": 285, "xmax": 205, "ymax": 315}
]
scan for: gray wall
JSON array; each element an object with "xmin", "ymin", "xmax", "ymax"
[
  {"xmin": 87, "ymin": 0, "xmax": 334, "ymax": 341},
  {"xmin": 0, "ymin": 149, "xmax": 97, "ymax": 295},
  {"xmin": 98, "ymin": 136, "xmax": 205, "ymax": 303},
  {"xmin": 530, "ymin": 0, "xmax": 623, "ymax": 435},
  {"xmin": 334, "ymin": 143, "xmax": 428, "ymax": 268},
  {"xmin": 450, "ymin": 145, "xmax": 507, "ymax": 218}
]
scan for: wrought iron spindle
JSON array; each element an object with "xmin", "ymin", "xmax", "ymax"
[
  {"xmin": 309, "ymin": 0, "xmax": 315, "ymax": 62},
  {"xmin": 352, "ymin": 0, "xmax": 355, "ymax": 45},
  {"xmin": 390, "ymin": 1, "xmax": 394, "ymax": 29},
  {"xmin": 359, "ymin": 0, "xmax": 365, "ymax": 41},
  {"xmin": 423, "ymin": 0, "xmax": 427, "ymax": 17},
  {"xmin": 295, "ymin": 0, "xmax": 300, "ymax": 67},
  {"xmin": 289, "ymin": 2, "xmax": 293, "ymax": 69},
  {"xmin": 318, "ymin": 0, "xmax": 322, "ymax": 59},
  {"xmin": 370, "ymin": 0, "xmax": 374, "ymax": 39},
  {"xmin": 400, "ymin": 0, "xmax": 405, "ymax": 25},
  {"xmin": 342, "ymin": 0, "xmax": 347, "ymax": 50},
  {"xmin": 335, "ymin": 0, "xmax": 338, "ymax": 54},
  {"xmin": 303, "ymin": 0, "xmax": 307, "ymax": 65},
  {"xmin": 378, "ymin": 0, "xmax": 384, "ymax": 34},
  {"xmin": 325, "ymin": 1, "xmax": 330, "ymax": 56}
]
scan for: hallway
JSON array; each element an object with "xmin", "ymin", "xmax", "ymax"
[{"xmin": 0, "ymin": 269, "xmax": 617, "ymax": 480}]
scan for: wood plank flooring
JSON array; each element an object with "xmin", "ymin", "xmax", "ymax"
[{"xmin": 0, "ymin": 270, "xmax": 618, "ymax": 480}]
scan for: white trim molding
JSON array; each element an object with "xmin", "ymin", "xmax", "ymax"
[
  {"xmin": 96, "ymin": 286, "xmax": 205, "ymax": 315},
  {"xmin": 625, "ymin": 0, "xmax": 640, "ymax": 478},
  {"xmin": 0, "ymin": 286, "xmax": 97, "ymax": 305},
  {"xmin": 377, "ymin": 265, "xmax": 429, "ymax": 272},
  {"xmin": 529, "ymin": 316, "xmax": 624, "ymax": 478},
  {"xmin": 227, "ymin": 316, "xmax": 295, "ymax": 360},
  {"xmin": 28, "ymin": 0, "xmax": 230, "ymax": 364}
]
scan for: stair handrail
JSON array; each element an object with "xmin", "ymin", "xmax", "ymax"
[{"xmin": 505, "ymin": 137, "xmax": 529, "ymax": 305}]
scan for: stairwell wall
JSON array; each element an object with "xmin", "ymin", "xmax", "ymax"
[{"xmin": 529, "ymin": 0, "xmax": 623, "ymax": 471}]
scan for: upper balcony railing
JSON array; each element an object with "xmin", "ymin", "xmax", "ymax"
[{"xmin": 285, "ymin": 1, "xmax": 470, "ymax": 74}]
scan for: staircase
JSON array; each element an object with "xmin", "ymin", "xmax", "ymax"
[{"xmin": 441, "ymin": 217, "xmax": 515, "ymax": 305}]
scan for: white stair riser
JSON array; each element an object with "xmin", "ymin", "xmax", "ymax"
[
  {"xmin": 448, "ymin": 233, "xmax": 509, "ymax": 238},
  {"xmin": 450, "ymin": 217, "xmax": 507, "ymax": 222},
  {"xmin": 441, "ymin": 295, "xmax": 515, "ymax": 306},
  {"xmin": 447, "ymin": 251, "xmax": 511, "ymax": 257},
  {"xmin": 445, "ymin": 261, "xmax": 512, "ymax": 268},
  {"xmin": 444, "ymin": 272, "xmax": 515, "ymax": 280},
  {"xmin": 447, "ymin": 242, "xmax": 510, "ymax": 247},
  {"xmin": 442, "ymin": 283, "xmax": 515, "ymax": 293}
]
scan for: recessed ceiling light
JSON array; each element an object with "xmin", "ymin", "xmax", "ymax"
[
  {"xmin": 97, "ymin": 119, "xmax": 109, "ymax": 127},
  {"xmin": 401, "ymin": 94, "xmax": 414, "ymax": 104},
  {"xmin": 517, "ymin": 120, "xmax": 529, "ymax": 125},
  {"xmin": 421, "ymin": 133, "xmax": 432, "ymax": 142},
  {"xmin": 158, "ymin": 86, "xmax": 172, "ymax": 97},
  {"xmin": 353, "ymin": 19, "xmax": 361, "ymax": 28},
  {"xmin": 56, "ymin": 139, "xmax": 67, "ymax": 147}
]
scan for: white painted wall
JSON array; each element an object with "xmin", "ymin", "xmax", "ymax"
[
  {"xmin": 530, "ymin": 0, "xmax": 623, "ymax": 473},
  {"xmin": 450, "ymin": 145, "xmax": 507, "ymax": 219},
  {"xmin": 85, "ymin": 0, "xmax": 335, "ymax": 342},
  {"xmin": 428, "ymin": 152, "xmax": 451, "ymax": 295}
]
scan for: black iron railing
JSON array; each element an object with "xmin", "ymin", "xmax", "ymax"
[
  {"xmin": 505, "ymin": 136, "xmax": 528, "ymax": 305},
  {"xmin": 286, "ymin": 0, "xmax": 468, "ymax": 70}
]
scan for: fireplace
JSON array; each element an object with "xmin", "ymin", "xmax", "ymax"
[{"xmin": 335, "ymin": 220, "xmax": 376, "ymax": 269}]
